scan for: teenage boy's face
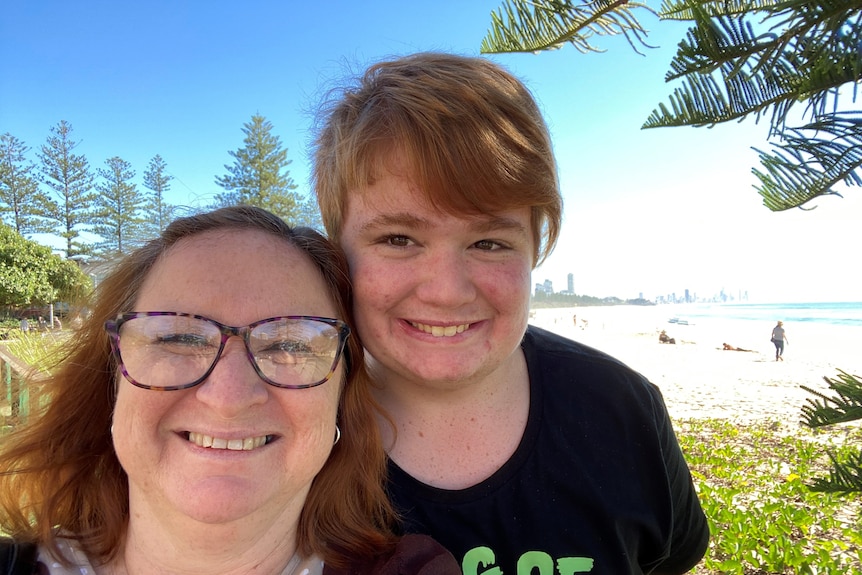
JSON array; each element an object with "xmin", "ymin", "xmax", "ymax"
[{"xmin": 339, "ymin": 169, "xmax": 534, "ymax": 391}]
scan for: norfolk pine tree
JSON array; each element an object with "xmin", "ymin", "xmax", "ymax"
[
  {"xmin": 143, "ymin": 154, "xmax": 176, "ymax": 234},
  {"xmin": 482, "ymin": 0, "xmax": 862, "ymax": 494},
  {"xmin": 0, "ymin": 133, "xmax": 55, "ymax": 235},
  {"xmin": 214, "ymin": 114, "xmax": 302, "ymax": 221},
  {"xmin": 93, "ymin": 156, "xmax": 148, "ymax": 256},
  {"xmin": 38, "ymin": 120, "xmax": 98, "ymax": 259}
]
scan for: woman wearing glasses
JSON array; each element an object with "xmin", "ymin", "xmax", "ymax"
[{"xmin": 0, "ymin": 206, "xmax": 458, "ymax": 575}]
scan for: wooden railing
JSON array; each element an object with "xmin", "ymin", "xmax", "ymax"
[{"xmin": 0, "ymin": 345, "xmax": 39, "ymax": 429}]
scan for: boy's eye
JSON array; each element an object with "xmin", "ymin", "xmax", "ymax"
[
  {"xmin": 474, "ymin": 239, "xmax": 503, "ymax": 251},
  {"xmin": 384, "ymin": 235, "xmax": 412, "ymax": 247}
]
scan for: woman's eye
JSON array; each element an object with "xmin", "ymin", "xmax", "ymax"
[
  {"xmin": 156, "ymin": 333, "xmax": 212, "ymax": 349},
  {"xmin": 257, "ymin": 341, "xmax": 315, "ymax": 364}
]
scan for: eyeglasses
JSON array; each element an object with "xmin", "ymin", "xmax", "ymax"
[{"xmin": 105, "ymin": 312, "xmax": 350, "ymax": 391}]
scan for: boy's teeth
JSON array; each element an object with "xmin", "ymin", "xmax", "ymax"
[
  {"xmin": 188, "ymin": 432, "xmax": 268, "ymax": 450},
  {"xmin": 412, "ymin": 322, "xmax": 469, "ymax": 337}
]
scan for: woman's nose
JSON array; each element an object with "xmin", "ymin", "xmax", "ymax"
[{"xmin": 194, "ymin": 337, "xmax": 268, "ymax": 416}]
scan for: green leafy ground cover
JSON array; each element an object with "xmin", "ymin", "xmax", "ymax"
[{"xmin": 677, "ymin": 418, "xmax": 862, "ymax": 574}]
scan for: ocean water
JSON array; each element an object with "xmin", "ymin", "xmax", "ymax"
[
  {"xmin": 674, "ymin": 302, "xmax": 862, "ymax": 328},
  {"xmin": 533, "ymin": 302, "xmax": 862, "ymax": 371},
  {"xmin": 654, "ymin": 302, "xmax": 862, "ymax": 370}
]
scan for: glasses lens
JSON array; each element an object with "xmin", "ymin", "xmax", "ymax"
[
  {"xmin": 118, "ymin": 315, "xmax": 221, "ymax": 389},
  {"xmin": 250, "ymin": 318, "xmax": 344, "ymax": 388}
]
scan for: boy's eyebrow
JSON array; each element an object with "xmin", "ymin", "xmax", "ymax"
[
  {"xmin": 472, "ymin": 216, "xmax": 529, "ymax": 236},
  {"xmin": 358, "ymin": 212, "xmax": 429, "ymax": 234},
  {"xmin": 359, "ymin": 213, "xmax": 528, "ymax": 236}
]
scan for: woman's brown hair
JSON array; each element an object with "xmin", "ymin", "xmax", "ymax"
[
  {"xmin": 0, "ymin": 205, "xmax": 397, "ymax": 567},
  {"xmin": 313, "ymin": 51, "xmax": 563, "ymax": 267}
]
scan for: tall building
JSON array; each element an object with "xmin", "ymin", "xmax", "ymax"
[{"xmin": 567, "ymin": 273, "xmax": 574, "ymax": 295}]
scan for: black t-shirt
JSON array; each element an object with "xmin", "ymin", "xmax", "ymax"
[{"xmin": 387, "ymin": 326, "xmax": 709, "ymax": 575}]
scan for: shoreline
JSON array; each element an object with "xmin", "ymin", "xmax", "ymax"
[{"xmin": 530, "ymin": 306, "xmax": 862, "ymax": 424}]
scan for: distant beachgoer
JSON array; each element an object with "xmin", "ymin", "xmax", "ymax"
[
  {"xmin": 52, "ymin": 315, "xmax": 62, "ymax": 330},
  {"xmin": 659, "ymin": 330, "xmax": 676, "ymax": 344},
  {"xmin": 771, "ymin": 321, "xmax": 789, "ymax": 361},
  {"xmin": 37, "ymin": 316, "xmax": 47, "ymax": 332},
  {"xmin": 722, "ymin": 343, "xmax": 753, "ymax": 352},
  {"xmin": 19, "ymin": 318, "xmax": 29, "ymax": 332},
  {"xmin": 572, "ymin": 314, "xmax": 577, "ymax": 327}
]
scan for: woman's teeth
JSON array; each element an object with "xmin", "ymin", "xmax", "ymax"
[{"xmin": 187, "ymin": 432, "xmax": 269, "ymax": 450}]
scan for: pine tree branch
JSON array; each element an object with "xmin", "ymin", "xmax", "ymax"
[
  {"xmin": 660, "ymin": 0, "xmax": 784, "ymax": 20},
  {"xmin": 808, "ymin": 448, "xmax": 862, "ymax": 494},
  {"xmin": 801, "ymin": 369, "xmax": 862, "ymax": 428},
  {"xmin": 644, "ymin": 2, "xmax": 862, "ymax": 131},
  {"xmin": 754, "ymin": 113, "xmax": 862, "ymax": 210},
  {"xmin": 480, "ymin": 0, "xmax": 655, "ymax": 55}
]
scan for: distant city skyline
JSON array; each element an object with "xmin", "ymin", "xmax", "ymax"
[{"xmin": 536, "ymin": 274, "xmax": 752, "ymax": 304}]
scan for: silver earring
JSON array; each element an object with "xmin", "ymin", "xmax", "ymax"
[{"xmin": 333, "ymin": 425, "xmax": 341, "ymax": 445}]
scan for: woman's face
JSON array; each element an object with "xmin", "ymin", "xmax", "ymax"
[{"xmin": 111, "ymin": 229, "xmax": 343, "ymax": 528}]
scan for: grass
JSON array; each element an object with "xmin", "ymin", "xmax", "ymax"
[
  {"xmin": 677, "ymin": 418, "xmax": 862, "ymax": 574},
  {"xmin": 1, "ymin": 330, "xmax": 67, "ymax": 376}
]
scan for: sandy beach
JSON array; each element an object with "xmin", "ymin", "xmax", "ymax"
[{"xmin": 530, "ymin": 305, "xmax": 862, "ymax": 424}]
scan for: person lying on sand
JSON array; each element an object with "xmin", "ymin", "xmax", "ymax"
[
  {"xmin": 659, "ymin": 330, "xmax": 676, "ymax": 344},
  {"xmin": 722, "ymin": 343, "xmax": 755, "ymax": 352}
]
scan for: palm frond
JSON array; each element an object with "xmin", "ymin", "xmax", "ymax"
[
  {"xmin": 754, "ymin": 113, "xmax": 862, "ymax": 209},
  {"xmin": 480, "ymin": 0, "xmax": 655, "ymax": 55}
]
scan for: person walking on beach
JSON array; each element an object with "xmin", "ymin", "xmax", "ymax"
[
  {"xmin": 771, "ymin": 320, "xmax": 789, "ymax": 361},
  {"xmin": 313, "ymin": 51, "xmax": 709, "ymax": 575}
]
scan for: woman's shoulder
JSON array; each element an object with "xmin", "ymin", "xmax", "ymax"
[{"xmin": 324, "ymin": 534, "xmax": 460, "ymax": 575}]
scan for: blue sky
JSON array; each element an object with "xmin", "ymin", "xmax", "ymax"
[{"xmin": 3, "ymin": 1, "xmax": 860, "ymax": 303}]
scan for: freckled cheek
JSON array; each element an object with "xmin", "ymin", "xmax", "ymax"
[
  {"xmin": 479, "ymin": 264, "xmax": 532, "ymax": 307},
  {"xmin": 350, "ymin": 263, "xmax": 403, "ymax": 311}
]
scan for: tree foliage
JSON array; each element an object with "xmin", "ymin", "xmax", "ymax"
[
  {"xmin": 293, "ymin": 194, "xmax": 325, "ymax": 231},
  {"xmin": 480, "ymin": 0, "xmax": 655, "ymax": 55},
  {"xmin": 481, "ymin": 0, "xmax": 862, "ymax": 212},
  {"xmin": 93, "ymin": 156, "xmax": 148, "ymax": 255},
  {"xmin": 800, "ymin": 370, "xmax": 862, "ymax": 494},
  {"xmin": 214, "ymin": 114, "xmax": 302, "ymax": 220},
  {"xmin": 0, "ymin": 223, "xmax": 91, "ymax": 307},
  {"xmin": 142, "ymin": 154, "xmax": 176, "ymax": 235},
  {"xmin": 643, "ymin": 0, "xmax": 862, "ymax": 211},
  {"xmin": 38, "ymin": 121, "xmax": 97, "ymax": 258},
  {"xmin": 0, "ymin": 133, "xmax": 54, "ymax": 235}
]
